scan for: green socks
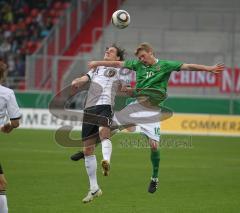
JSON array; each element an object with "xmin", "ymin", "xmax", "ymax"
[{"xmin": 150, "ymin": 149, "xmax": 160, "ymax": 179}]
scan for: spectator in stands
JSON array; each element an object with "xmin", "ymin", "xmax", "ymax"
[
  {"xmin": 15, "ymin": 55, "xmax": 25, "ymax": 76},
  {"xmin": 40, "ymin": 25, "xmax": 50, "ymax": 37},
  {"xmin": 3, "ymin": 26, "xmax": 12, "ymax": 40},
  {"xmin": 14, "ymin": 7, "xmax": 28, "ymax": 21},
  {"xmin": 0, "ymin": 0, "xmax": 70, "ymax": 88},
  {"xmin": 45, "ymin": 17, "xmax": 53, "ymax": 30},
  {"xmin": 0, "ymin": 39, "xmax": 11, "ymax": 59},
  {"xmin": 2, "ymin": 3, "xmax": 13, "ymax": 24},
  {"xmin": 6, "ymin": 54, "xmax": 16, "ymax": 76}
]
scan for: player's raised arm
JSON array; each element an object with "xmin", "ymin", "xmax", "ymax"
[
  {"xmin": 180, "ymin": 63, "xmax": 225, "ymax": 74},
  {"xmin": 88, "ymin": 61, "xmax": 124, "ymax": 70},
  {"xmin": 71, "ymin": 75, "xmax": 90, "ymax": 95},
  {"xmin": 72, "ymin": 75, "xmax": 89, "ymax": 89}
]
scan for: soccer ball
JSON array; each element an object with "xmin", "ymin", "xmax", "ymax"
[{"xmin": 111, "ymin": 10, "xmax": 130, "ymax": 29}]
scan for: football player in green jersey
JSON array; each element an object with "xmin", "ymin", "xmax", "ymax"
[{"xmin": 88, "ymin": 42, "xmax": 224, "ymax": 193}]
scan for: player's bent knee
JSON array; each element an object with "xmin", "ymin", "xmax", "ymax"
[
  {"xmin": 83, "ymin": 146, "xmax": 95, "ymax": 156},
  {"xmin": 151, "ymin": 146, "xmax": 158, "ymax": 151},
  {"xmin": 99, "ymin": 127, "xmax": 111, "ymax": 140},
  {"xmin": 149, "ymin": 139, "xmax": 159, "ymax": 151}
]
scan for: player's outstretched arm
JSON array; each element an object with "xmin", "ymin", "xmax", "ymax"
[
  {"xmin": 88, "ymin": 61, "xmax": 124, "ymax": 70},
  {"xmin": 180, "ymin": 63, "xmax": 225, "ymax": 74},
  {"xmin": 71, "ymin": 75, "xmax": 89, "ymax": 95}
]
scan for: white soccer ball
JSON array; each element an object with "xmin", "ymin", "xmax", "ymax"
[{"xmin": 111, "ymin": 10, "xmax": 130, "ymax": 29}]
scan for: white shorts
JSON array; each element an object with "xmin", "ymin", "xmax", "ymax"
[{"xmin": 113, "ymin": 100, "xmax": 161, "ymax": 142}]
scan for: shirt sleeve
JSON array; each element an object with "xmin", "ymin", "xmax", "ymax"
[
  {"xmin": 86, "ymin": 69, "xmax": 94, "ymax": 80},
  {"xmin": 118, "ymin": 68, "xmax": 133, "ymax": 86},
  {"xmin": 7, "ymin": 90, "xmax": 21, "ymax": 120},
  {"xmin": 123, "ymin": 60, "xmax": 139, "ymax": 71},
  {"xmin": 166, "ymin": 60, "xmax": 183, "ymax": 72}
]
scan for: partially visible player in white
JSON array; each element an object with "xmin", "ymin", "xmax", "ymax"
[
  {"xmin": 0, "ymin": 165, "xmax": 8, "ymax": 213},
  {"xmin": 71, "ymin": 44, "xmax": 126, "ymax": 203},
  {"xmin": 0, "ymin": 60, "xmax": 21, "ymax": 213}
]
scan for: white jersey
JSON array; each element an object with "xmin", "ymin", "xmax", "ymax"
[
  {"xmin": 0, "ymin": 85, "xmax": 21, "ymax": 126},
  {"xmin": 85, "ymin": 66, "xmax": 127, "ymax": 108}
]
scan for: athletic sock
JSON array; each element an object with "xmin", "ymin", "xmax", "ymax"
[
  {"xmin": 0, "ymin": 193, "xmax": 8, "ymax": 213},
  {"xmin": 101, "ymin": 139, "xmax": 112, "ymax": 162},
  {"xmin": 150, "ymin": 149, "xmax": 160, "ymax": 179},
  {"xmin": 84, "ymin": 155, "xmax": 99, "ymax": 192}
]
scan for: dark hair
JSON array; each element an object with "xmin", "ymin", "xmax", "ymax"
[
  {"xmin": 111, "ymin": 43, "xmax": 125, "ymax": 61},
  {"xmin": 0, "ymin": 60, "xmax": 8, "ymax": 81}
]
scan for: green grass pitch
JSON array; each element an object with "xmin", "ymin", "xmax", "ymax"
[{"xmin": 0, "ymin": 129, "xmax": 240, "ymax": 213}]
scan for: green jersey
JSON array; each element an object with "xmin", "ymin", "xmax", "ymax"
[{"xmin": 124, "ymin": 59, "xmax": 183, "ymax": 105}]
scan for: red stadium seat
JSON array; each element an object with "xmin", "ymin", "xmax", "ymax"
[
  {"xmin": 52, "ymin": 17, "xmax": 59, "ymax": 24},
  {"xmin": 2, "ymin": 24, "xmax": 8, "ymax": 31},
  {"xmin": 27, "ymin": 41, "xmax": 34, "ymax": 48},
  {"xmin": 10, "ymin": 24, "xmax": 17, "ymax": 32},
  {"xmin": 25, "ymin": 16, "xmax": 33, "ymax": 25},
  {"xmin": 53, "ymin": 2, "xmax": 62, "ymax": 10},
  {"xmin": 48, "ymin": 9, "xmax": 57, "ymax": 17},
  {"xmin": 17, "ymin": 21, "xmax": 26, "ymax": 30},
  {"xmin": 55, "ymin": 9, "xmax": 64, "ymax": 17},
  {"xmin": 0, "ymin": 0, "xmax": 73, "ymax": 89},
  {"xmin": 31, "ymin": 9, "xmax": 39, "ymax": 17},
  {"xmin": 18, "ymin": 80, "xmax": 26, "ymax": 90},
  {"xmin": 27, "ymin": 41, "xmax": 39, "ymax": 54},
  {"xmin": 61, "ymin": 2, "xmax": 70, "ymax": 9}
]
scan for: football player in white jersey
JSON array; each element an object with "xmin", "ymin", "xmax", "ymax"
[
  {"xmin": 0, "ymin": 60, "xmax": 21, "ymax": 213},
  {"xmin": 71, "ymin": 44, "xmax": 126, "ymax": 203}
]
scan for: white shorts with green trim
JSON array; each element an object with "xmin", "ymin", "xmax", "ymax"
[{"xmin": 113, "ymin": 100, "xmax": 161, "ymax": 142}]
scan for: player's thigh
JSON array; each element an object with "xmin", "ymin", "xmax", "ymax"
[
  {"xmin": 98, "ymin": 105, "xmax": 113, "ymax": 139},
  {"xmin": 97, "ymin": 105, "xmax": 113, "ymax": 127},
  {"xmin": 82, "ymin": 121, "xmax": 99, "ymax": 141},
  {"xmin": 114, "ymin": 100, "xmax": 161, "ymax": 126},
  {"xmin": 82, "ymin": 122, "xmax": 98, "ymax": 156},
  {"xmin": 139, "ymin": 121, "xmax": 160, "ymax": 142}
]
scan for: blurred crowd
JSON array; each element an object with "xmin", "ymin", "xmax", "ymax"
[{"xmin": 0, "ymin": 0, "xmax": 70, "ymax": 80}]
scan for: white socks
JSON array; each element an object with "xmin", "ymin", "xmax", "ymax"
[
  {"xmin": 84, "ymin": 155, "xmax": 99, "ymax": 192},
  {"xmin": 0, "ymin": 195, "xmax": 8, "ymax": 213},
  {"xmin": 101, "ymin": 139, "xmax": 112, "ymax": 162},
  {"xmin": 84, "ymin": 140, "xmax": 112, "ymax": 193}
]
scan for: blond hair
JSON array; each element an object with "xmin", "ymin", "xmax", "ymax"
[{"xmin": 134, "ymin": 42, "xmax": 154, "ymax": 56}]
